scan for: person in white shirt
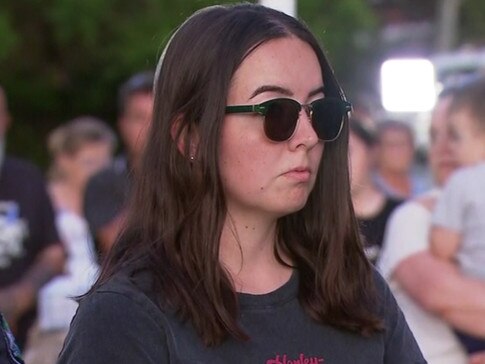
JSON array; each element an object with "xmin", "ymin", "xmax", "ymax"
[{"xmin": 379, "ymin": 86, "xmax": 485, "ymax": 364}]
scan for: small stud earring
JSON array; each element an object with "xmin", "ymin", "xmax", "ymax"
[{"xmin": 189, "ymin": 155, "xmax": 195, "ymax": 161}]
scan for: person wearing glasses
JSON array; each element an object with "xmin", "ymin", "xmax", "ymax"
[{"xmin": 58, "ymin": 4, "xmax": 424, "ymax": 363}]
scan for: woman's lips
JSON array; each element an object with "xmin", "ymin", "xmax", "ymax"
[{"xmin": 283, "ymin": 168, "xmax": 311, "ymax": 182}]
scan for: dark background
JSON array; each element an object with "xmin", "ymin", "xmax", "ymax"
[{"xmin": 1, "ymin": 0, "xmax": 484, "ymax": 167}]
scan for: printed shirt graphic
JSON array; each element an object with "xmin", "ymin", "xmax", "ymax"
[
  {"xmin": 0, "ymin": 157, "xmax": 59, "ymax": 288},
  {"xmin": 266, "ymin": 353, "xmax": 324, "ymax": 364},
  {"xmin": 0, "ymin": 157, "xmax": 60, "ymax": 348},
  {"xmin": 0, "ymin": 201, "xmax": 28, "ymax": 268}
]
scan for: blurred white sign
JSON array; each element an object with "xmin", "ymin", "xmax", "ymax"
[{"xmin": 381, "ymin": 58, "xmax": 436, "ymax": 112}]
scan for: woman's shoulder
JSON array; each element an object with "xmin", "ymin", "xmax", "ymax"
[
  {"xmin": 58, "ymin": 266, "xmax": 170, "ymax": 363},
  {"xmin": 85, "ymin": 264, "xmax": 162, "ymax": 318},
  {"xmin": 371, "ymin": 267, "xmax": 391, "ymax": 298},
  {"xmin": 394, "ymin": 190, "xmax": 437, "ymax": 216},
  {"xmin": 371, "ymin": 266, "xmax": 406, "ymax": 316}
]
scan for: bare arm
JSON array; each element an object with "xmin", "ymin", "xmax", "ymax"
[
  {"xmin": 470, "ymin": 351, "xmax": 485, "ymax": 364},
  {"xmin": 429, "ymin": 225, "xmax": 461, "ymax": 261},
  {"xmin": 394, "ymin": 251, "xmax": 485, "ymax": 337},
  {"xmin": 0, "ymin": 243, "xmax": 65, "ymax": 332},
  {"xmin": 443, "ymin": 310, "xmax": 485, "ymax": 338},
  {"xmin": 381, "ymin": 190, "xmax": 485, "ymax": 338},
  {"xmin": 395, "ymin": 251, "xmax": 485, "ymax": 338}
]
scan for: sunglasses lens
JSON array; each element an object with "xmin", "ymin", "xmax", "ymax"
[
  {"xmin": 264, "ymin": 99, "xmax": 300, "ymax": 142},
  {"xmin": 311, "ymin": 99, "xmax": 345, "ymax": 141}
]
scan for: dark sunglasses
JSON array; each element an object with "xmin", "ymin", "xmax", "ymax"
[{"xmin": 225, "ymin": 97, "xmax": 351, "ymax": 142}]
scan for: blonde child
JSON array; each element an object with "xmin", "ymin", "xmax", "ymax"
[{"xmin": 430, "ymin": 77, "xmax": 485, "ymax": 353}]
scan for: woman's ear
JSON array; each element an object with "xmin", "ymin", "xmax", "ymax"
[{"xmin": 171, "ymin": 115, "xmax": 199, "ymax": 160}]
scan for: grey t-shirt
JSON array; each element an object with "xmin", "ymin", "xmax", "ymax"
[
  {"xmin": 433, "ymin": 162, "xmax": 485, "ymax": 278},
  {"xmin": 58, "ymin": 265, "xmax": 425, "ymax": 364}
]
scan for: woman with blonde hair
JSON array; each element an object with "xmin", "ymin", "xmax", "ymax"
[{"xmin": 24, "ymin": 116, "xmax": 116, "ymax": 364}]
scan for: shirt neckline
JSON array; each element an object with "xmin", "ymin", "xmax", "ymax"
[{"xmin": 237, "ymin": 270, "xmax": 298, "ymax": 309}]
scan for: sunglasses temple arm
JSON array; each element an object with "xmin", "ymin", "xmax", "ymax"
[{"xmin": 225, "ymin": 104, "xmax": 267, "ymax": 115}]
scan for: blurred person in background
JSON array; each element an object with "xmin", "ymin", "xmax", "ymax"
[
  {"xmin": 23, "ymin": 116, "xmax": 116, "ymax": 364},
  {"xmin": 430, "ymin": 77, "xmax": 485, "ymax": 354},
  {"xmin": 83, "ymin": 71, "xmax": 154, "ymax": 261},
  {"xmin": 349, "ymin": 117, "xmax": 403, "ymax": 264},
  {"xmin": 373, "ymin": 120, "xmax": 430, "ymax": 199},
  {"xmin": 0, "ymin": 84, "xmax": 65, "ymax": 351},
  {"xmin": 379, "ymin": 86, "xmax": 485, "ymax": 364}
]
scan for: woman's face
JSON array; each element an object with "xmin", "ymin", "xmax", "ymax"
[
  {"xmin": 219, "ymin": 36, "xmax": 325, "ymax": 220},
  {"xmin": 58, "ymin": 141, "xmax": 112, "ymax": 188},
  {"xmin": 349, "ymin": 131, "xmax": 372, "ymax": 193},
  {"xmin": 118, "ymin": 92, "xmax": 154, "ymax": 162},
  {"xmin": 375, "ymin": 127, "xmax": 414, "ymax": 174},
  {"xmin": 428, "ymin": 96, "xmax": 458, "ymax": 186}
]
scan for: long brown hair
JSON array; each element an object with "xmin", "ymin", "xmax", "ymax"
[{"xmin": 94, "ymin": 3, "xmax": 382, "ymax": 346}]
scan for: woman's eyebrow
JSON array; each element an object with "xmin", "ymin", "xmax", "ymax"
[
  {"xmin": 249, "ymin": 85, "xmax": 292, "ymax": 99},
  {"xmin": 308, "ymin": 86, "xmax": 325, "ymax": 98},
  {"xmin": 249, "ymin": 85, "xmax": 325, "ymax": 100}
]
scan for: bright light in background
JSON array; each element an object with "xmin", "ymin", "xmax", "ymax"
[
  {"xmin": 259, "ymin": 0, "xmax": 296, "ymax": 17},
  {"xmin": 380, "ymin": 58, "xmax": 436, "ymax": 112}
]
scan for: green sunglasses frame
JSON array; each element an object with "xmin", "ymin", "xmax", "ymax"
[{"xmin": 225, "ymin": 97, "xmax": 352, "ymax": 142}]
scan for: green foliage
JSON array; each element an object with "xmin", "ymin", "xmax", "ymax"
[
  {"xmin": 299, "ymin": 0, "xmax": 378, "ymax": 97},
  {"xmin": 0, "ymin": 10, "xmax": 18, "ymax": 61},
  {"xmin": 0, "ymin": 0, "xmax": 238, "ymax": 166},
  {"xmin": 460, "ymin": 0, "xmax": 485, "ymax": 45},
  {"xmin": 4, "ymin": 1, "xmax": 485, "ymax": 168},
  {"xmin": 300, "ymin": 0, "xmax": 376, "ymax": 57}
]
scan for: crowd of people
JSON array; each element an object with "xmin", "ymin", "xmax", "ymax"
[
  {"xmin": 0, "ymin": 2, "xmax": 484, "ymax": 363},
  {"xmin": 0, "ymin": 71, "xmax": 154, "ymax": 363}
]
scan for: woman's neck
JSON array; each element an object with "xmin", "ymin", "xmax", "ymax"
[
  {"xmin": 377, "ymin": 169, "xmax": 411, "ymax": 197},
  {"xmin": 219, "ymin": 212, "xmax": 292, "ymax": 294},
  {"xmin": 48, "ymin": 179, "xmax": 83, "ymax": 215},
  {"xmin": 351, "ymin": 179, "xmax": 386, "ymax": 219}
]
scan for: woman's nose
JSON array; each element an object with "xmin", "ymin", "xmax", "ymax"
[{"xmin": 288, "ymin": 107, "xmax": 319, "ymax": 149}]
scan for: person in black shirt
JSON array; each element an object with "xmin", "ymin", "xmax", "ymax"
[
  {"xmin": 83, "ymin": 71, "xmax": 154, "ymax": 261},
  {"xmin": 0, "ymin": 85, "xmax": 65, "ymax": 351}
]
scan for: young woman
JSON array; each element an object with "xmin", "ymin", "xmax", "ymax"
[{"xmin": 58, "ymin": 4, "xmax": 424, "ymax": 363}]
